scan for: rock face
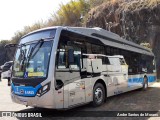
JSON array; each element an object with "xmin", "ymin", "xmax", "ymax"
[{"xmin": 86, "ymin": 0, "xmax": 160, "ymax": 78}]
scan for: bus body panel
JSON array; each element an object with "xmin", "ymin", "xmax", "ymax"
[{"xmin": 11, "ymin": 88, "xmax": 55, "ymax": 108}]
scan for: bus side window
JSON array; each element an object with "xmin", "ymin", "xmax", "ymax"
[
  {"xmin": 102, "ymin": 57, "xmax": 110, "ymax": 65},
  {"xmin": 106, "ymin": 46, "xmax": 110, "ymax": 55},
  {"xmin": 91, "ymin": 44, "xmax": 104, "ymax": 54},
  {"xmin": 70, "ymin": 50, "xmax": 82, "ymax": 69},
  {"xmin": 86, "ymin": 42, "xmax": 92, "ymax": 54},
  {"xmin": 58, "ymin": 45, "xmax": 82, "ymax": 70},
  {"xmin": 57, "ymin": 50, "xmax": 67, "ymax": 69},
  {"xmin": 105, "ymin": 57, "xmax": 110, "ymax": 65},
  {"xmin": 109, "ymin": 57, "xmax": 120, "ymax": 65}
]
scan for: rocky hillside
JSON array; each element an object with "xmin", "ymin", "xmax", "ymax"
[{"xmin": 86, "ymin": 0, "xmax": 160, "ymax": 78}]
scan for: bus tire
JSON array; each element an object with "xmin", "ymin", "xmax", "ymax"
[
  {"xmin": 92, "ymin": 83, "xmax": 105, "ymax": 107},
  {"xmin": 142, "ymin": 76, "xmax": 148, "ymax": 90}
]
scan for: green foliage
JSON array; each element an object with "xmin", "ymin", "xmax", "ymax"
[
  {"xmin": 10, "ymin": 0, "xmax": 90, "ymax": 44},
  {"xmin": 57, "ymin": 0, "xmax": 89, "ymax": 25},
  {"xmin": 0, "ymin": 40, "xmax": 10, "ymax": 46},
  {"xmin": 11, "ymin": 21, "xmax": 44, "ymax": 44},
  {"xmin": 140, "ymin": 43, "xmax": 151, "ymax": 50}
]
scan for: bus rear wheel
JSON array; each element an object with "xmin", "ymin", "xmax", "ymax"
[
  {"xmin": 142, "ymin": 77, "xmax": 148, "ymax": 90},
  {"xmin": 92, "ymin": 83, "xmax": 105, "ymax": 107}
]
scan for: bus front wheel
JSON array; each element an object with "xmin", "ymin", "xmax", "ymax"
[{"xmin": 92, "ymin": 83, "xmax": 105, "ymax": 107}]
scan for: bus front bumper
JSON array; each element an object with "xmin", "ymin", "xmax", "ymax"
[{"xmin": 11, "ymin": 92, "xmax": 55, "ymax": 109}]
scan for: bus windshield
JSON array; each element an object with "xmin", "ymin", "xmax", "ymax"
[
  {"xmin": 13, "ymin": 29, "xmax": 56, "ymax": 79},
  {"xmin": 13, "ymin": 40, "xmax": 53, "ymax": 78}
]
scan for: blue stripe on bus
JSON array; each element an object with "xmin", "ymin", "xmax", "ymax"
[
  {"xmin": 148, "ymin": 76, "xmax": 156, "ymax": 82},
  {"xmin": 128, "ymin": 75, "xmax": 156, "ymax": 87},
  {"xmin": 128, "ymin": 77, "xmax": 143, "ymax": 83},
  {"xmin": 128, "ymin": 76, "xmax": 156, "ymax": 83},
  {"xmin": 11, "ymin": 84, "xmax": 42, "ymax": 97}
]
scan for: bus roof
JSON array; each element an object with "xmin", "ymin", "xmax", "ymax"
[{"xmin": 21, "ymin": 26, "xmax": 154, "ymax": 56}]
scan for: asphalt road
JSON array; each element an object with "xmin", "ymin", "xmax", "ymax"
[{"xmin": 0, "ymin": 79, "xmax": 160, "ymax": 120}]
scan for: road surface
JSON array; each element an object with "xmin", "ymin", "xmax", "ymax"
[{"xmin": 0, "ymin": 79, "xmax": 160, "ymax": 120}]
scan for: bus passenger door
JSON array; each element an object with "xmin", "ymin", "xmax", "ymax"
[
  {"xmin": 55, "ymin": 33, "xmax": 87, "ymax": 108},
  {"xmin": 113, "ymin": 57, "xmax": 128, "ymax": 93},
  {"xmin": 107, "ymin": 57, "xmax": 127, "ymax": 95},
  {"xmin": 55, "ymin": 49, "xmax": 86, "ymax": 108},
  {"xmin": 68, "ymin": 80, "xmax": 86, "ymax": 107},
  {"xmin": 119, "ymin": 58, "xmax": 128, "ymax": 91},
  {"xmin": 67, "ymin": 49, "xmax": 86, "ymax": 107},
  {"xmin": 106, "ymin": 64, "xmax": 122, "ymax": 95}
]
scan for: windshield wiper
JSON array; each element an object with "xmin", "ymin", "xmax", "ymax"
[
  {"xmin": 27, "ymin": 37, "xmax": 54, "ymax": 62},
  {"xmin": 26, "ymin": 39, "xmax": 45, "ymax": 67}
]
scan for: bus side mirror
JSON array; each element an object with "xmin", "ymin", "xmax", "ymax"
[{"xmin": 68, "ymin": 49, "xmax": 74, "ymax": 64}]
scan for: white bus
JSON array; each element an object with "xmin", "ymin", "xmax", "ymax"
[{"xmin": 10, "ymin": 26, "xmax": 156, "ymax": 109}]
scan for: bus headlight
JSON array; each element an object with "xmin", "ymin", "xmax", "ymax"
[{"xmin": 37, "ymin": 82, "xmax": 51, "ymax": 97}]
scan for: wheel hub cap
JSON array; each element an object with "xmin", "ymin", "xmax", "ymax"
[{"xmin": 95, "ymin": 88, "xmax": 103, "ymax": 103}]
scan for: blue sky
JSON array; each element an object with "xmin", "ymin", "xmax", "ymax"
[{"xmin": 0, "ymin": 0, "xmax": 70, "ymax": 40}]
